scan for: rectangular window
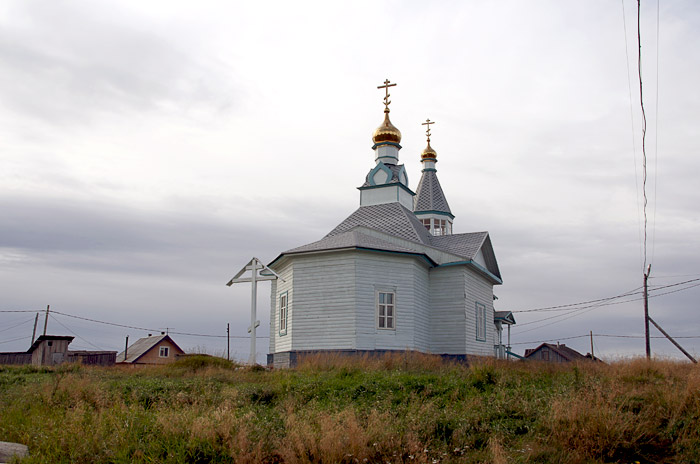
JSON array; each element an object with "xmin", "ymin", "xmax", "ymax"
[
  {"xmin": 159, "ymin": 346, "xmax": 169, "ymax": 358},
  {"xmin": 279, "ymin": 292, "xmax": 288, "ymax": 336},
  {"xmin": 421, "ymin": 218, "xmax": 431, "ymax": 231},
  {"xmin": 377, "ymin": 291, "xmax": 395, "ymax": 329},
  {"xmin": 475, "ymin": 302, "xmax": 486, "ymax": 341}
]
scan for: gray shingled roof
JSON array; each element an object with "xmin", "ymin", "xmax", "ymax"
[
  {"xmin": 326, "ymin": 203, "xmax": 432, "ymax": 244},
  {"xmin": 284, "ymin": 229, "xmax": 428, "ymax": 258},
  {"xmin": 361, "ymin": 163, "xmax": 405, "ymax": 187},
  {"xmin": 429, "ymin": 232, "xmax": 488, "ymax": 259},
  {"xmin": 414, "ymin": 170, "xmax": 452, "ymax": 215}
]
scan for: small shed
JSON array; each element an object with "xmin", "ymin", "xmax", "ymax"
[
  {"xmin": 29, "ymin": 335, "xmax": 74, "ymax": 366},
  {"xmin": 116, "ymin": 334, "xmax": 185, "ymax": 365},
  {"xmin": 524, "ymin": 342, "xmax": 592, "ymax": 363}
]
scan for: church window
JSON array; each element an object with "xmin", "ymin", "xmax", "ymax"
[
  {"xmin": 377, "ymin": 291, "xmax": 395, "ymax": 329},
  {"xmin": 279, "ymin": 292, "xmax": 288, "ymax": 336},
  {"xmin": 159, "ymin": 346, "xmax": 169, "ymax": 357},
  {"xmin": 475, "ymin": 302, "xmax": 486, "ymax": 341}
]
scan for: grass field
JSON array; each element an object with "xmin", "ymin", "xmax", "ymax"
[{"xmin": 1, "ymin": 354, "xmax": 698, "ymax": 463}]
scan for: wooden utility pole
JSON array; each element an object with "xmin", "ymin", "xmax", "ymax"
[
  {"xmin": 30, "ymin": 313, "xmax": 39, "ymax": 345},
  {"xmin": 590, "ymin": 331, "xmax": 594, "ymax": 359},
  {"xmin": 227, "ymin": 323, "xmax": 230, "ymax": 361},
  {"xmin": 124, "ymin": 335, "xmax": 129, "ymax": 362},
  {"xmin": 643, "ymin": 265, "xmax": 651, "ymax": 359},
  {"xmin": 42, "ymin": 305, "xmax": 50, "ymax": 336}
]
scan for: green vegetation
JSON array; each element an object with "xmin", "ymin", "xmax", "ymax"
[{"xmin": 1, "ymin": 354, "xmax": 699, "ymax": 463}]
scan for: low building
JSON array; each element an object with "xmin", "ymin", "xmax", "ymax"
[
  {"xmin": 0, "ymin": 335, "xmax": 116, "ymax": 366},
  {"xmin": 116, "ymin": 333, "xmax": 185, "ymax": 365},
  {"xmin": 523, "ymin": 342, "xmax": 594, "ymax": 363}
]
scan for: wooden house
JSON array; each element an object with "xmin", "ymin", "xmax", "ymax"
[
  {"xmin": 524, "ymin": 343, "xmax": 593, "ymax": 363},
  {"xmin": 116, "ymin": 334, "xmax": 185, "ymax": 365},
  {"xmin": 266, "ymin": 83, "xmax": 512, "ymax": 367}
]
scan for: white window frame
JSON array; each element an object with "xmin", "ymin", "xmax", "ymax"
[
  {"xmin": 279, "ymin": 291, "xmax": 288, "ymax": 336},
  {"xmin": 475, "ymin": 302, "xmax": 486, "ymax": 341},
  {"xmin": 159, "ymin": 346, "xmax": 169, "ymax": 358},
  {"xmin": 376, "ymin": 290, "xmax": 396, "ymax": 330}
]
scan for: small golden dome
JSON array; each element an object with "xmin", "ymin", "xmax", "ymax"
[
  {"xmin": 372, "ymin": 110, "xmax": 402, "ymax": 145},
  {"xmin": 421, "ymin": 141, "xmax": 437, "ymax": 160}
]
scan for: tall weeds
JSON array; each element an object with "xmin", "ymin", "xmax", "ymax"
[{"xmin": 0, "ymin": 357, "xmax": 698, "ymax": 463}]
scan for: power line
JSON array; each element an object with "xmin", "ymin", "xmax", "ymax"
[
  {"xmin": 621, "ymin": 0, "xmax": 645, "ymax": 272},
  {"xmin": 510, "ymin": 333, "xmax": 700, "ymax": 346},
  {"xmin": 638, "ymin": 0, "xmax": 649, "ymax": 273},
  {"xmin": 48, "ymin": 310, "xmax": 269, "ymax": 339},
  {"xmin": 49, "ymin": 313, "xmax": 104, "ymax": 351},
  {"xmin": 0, "ymin": 316, "xmax": 35, "ymax": 335},
  {"xmin": 511, "ymin": 278, "xmax": 700, "ymax": 314}
]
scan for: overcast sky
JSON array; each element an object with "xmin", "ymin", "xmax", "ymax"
[{"xmin": 1, "ymin": 0, "xmax": 698, "ymax": 362}]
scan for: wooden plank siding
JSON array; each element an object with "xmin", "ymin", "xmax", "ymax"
[
  {"xmin": 429, "ymin": 266, "xmax": 467, "ymax": 354},
  {"xmin": 291, "ymin": 252, "xmax": 357, "ymax": 351},
  {"xmin": 464, "ymin": 267, "xmax": 497, "ymax": 356},
  {"xmin": 268, "ymin": 249, "xmax": 499, "ymax": 361},
  {"xmin": 355, "ymin": 252, "xmax": 430, "ymax": 352}
]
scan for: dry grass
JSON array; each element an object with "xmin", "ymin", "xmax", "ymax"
[{"xmin": 1, "ymin": 357, "xmax": 699, "ymax": 463}]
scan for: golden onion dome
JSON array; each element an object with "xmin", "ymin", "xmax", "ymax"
[
  {"xmin": 372, "ymin": 110, "xmax": 402, "ymax": 145},
  {"xmin": 421, "ymin": 140, "xmax": 437, "ymax": 160}
]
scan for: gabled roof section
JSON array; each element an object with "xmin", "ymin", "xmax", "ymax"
[
  {"xmin": 414, "ymin": 170, "xmax": 452, "ymax": 216},
  {"xmin": 326, "ymin": 202, "xmax": 432, "ymax": 245},
  {"xmin": 430, "ymin": 232, "xmax": 501, "ymax": 281},
  {"xmin": 361, "ymin": 163, "xmax": 406, "ymax": 188},
  {"xmin": 280, "ymin": 228, "xmax": 435, "ymax": 265},
  {"xmin": 524, "ymin": 343, "xmax": 589, "ymax": 362},
  {"xmin": 116, "ymin": 334, "xmax": 184, "ymax": 363}
]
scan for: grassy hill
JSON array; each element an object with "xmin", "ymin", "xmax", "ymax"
[{"xmin": 1, "ymin": 354, "xmax": 698, "ymax": 463}]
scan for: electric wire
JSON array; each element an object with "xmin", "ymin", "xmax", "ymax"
[
  {"xmin": 49, "ymin": 313, "xmax": 104, "ymax": 351},
  {"xmin": 638, "ymin": 0, "xmax": 649, "ymax": 273},
  {"xmin": 621, "ymin": 0, "xmax": 645, "ymax": 272},
  {"xmin": 0, "ymin": 316, "xmax": 35, "ymax": 334},
  {"xmin": 0, "ymin": 335, "xmax": 30, "ymax": 345}
]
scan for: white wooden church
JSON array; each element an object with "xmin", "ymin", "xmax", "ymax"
[{"xmin": 266, "ymin": 81, "xmax": 514, "ymax": 367}]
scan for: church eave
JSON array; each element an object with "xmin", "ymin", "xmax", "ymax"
[
  {"xmin": 413, "ymin": 209, "xmax": 455, "ymax": 220},
  {"xmin": 357, "ymin": 182, "xmax": 415, "ymax": 196},
  {"xmin": 436, "ymin": 260, "xmax": 503, "ymax": 285},
  {"xmin": 269, "ymin": 246, "xmax": 435, "ymax": 268}
]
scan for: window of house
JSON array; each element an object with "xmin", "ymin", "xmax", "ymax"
[
  {"xmin": 159, "ymin": 346, "xmax": 169, "ymax": 358},
  {"xmin": 475, "ymin": 302, "xmax": 486, "ymax": 341},
  {"xmin": 377, "ymin": 291, "xmax": 395, "ymax": 329},
  {"xmin": 279, "ymin": 292, "xmax": 288, "ymax": 336},
  {"xmin": 421, "ymin": 218, "xmax": 431, "ymax": 231},
  {"xmin": 542, "ymin": 349, "xmax": 550, "ymax": 361}
]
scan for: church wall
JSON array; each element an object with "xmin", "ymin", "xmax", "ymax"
[
  {"xmin": 354, "ymin": 252, "xmax": 430, "ymax": 352},
  {"xmin": 269, "ymin": 261, "xmax": 294, "ymax": 354},
  {"xmin": 288, "ymin": 252, "xmax": 357, "ymax": 351},
  {"xmin": 428, "ymin": 266, "xmax": 467, "ymax": 354},
  {"xmin": 464, "ymin": 267, "xmax": 497, "ymax": 356}
]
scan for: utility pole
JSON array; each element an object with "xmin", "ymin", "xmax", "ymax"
[
  {"xmin": 643, "ymin": 265, "xmax": 651, "ymax": 359},
  {"xmin": 227, "ymin": 323, "xmax": 230, "ymax": 361},
  {"xmin": 42, "ymin": 305, "xmax": 50, "ymax": 336},
  {"xmin": 590, "ymin": 331, "xmax": 594, "ymax": 359},
  {"xmin": 124, "ymin": 335, "xmax": 129, "ymax": 362},
  {"xmin": 30, "ymin": 313, "xmax": 39, "ymax": 345}
]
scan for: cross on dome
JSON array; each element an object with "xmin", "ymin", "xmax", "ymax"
[
  {"xmin": 422, "ymin": 118, "xmax": 435, "ymax": 142},
  {"xmin": 377, "ymin": 79, "xmax": 397, "ymax": 113}
]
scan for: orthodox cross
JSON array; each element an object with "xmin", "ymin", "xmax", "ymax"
[
  {"xmin": 422, "ymin": 118, "xmax": 435, "ymax": 141},
  {"xmin": 227, "ymin": 257, "xmax": 284, "ymax": 365},
  {"xmin": 377, "ymin": 79, "xmax": 396, "ymax": 111}
]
